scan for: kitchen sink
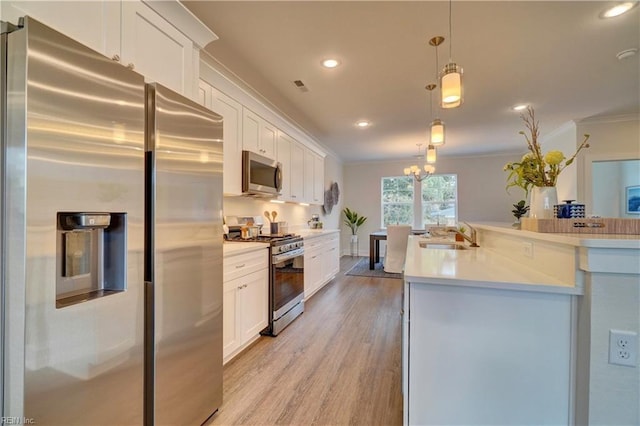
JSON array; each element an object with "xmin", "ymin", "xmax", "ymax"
[{"xmin": 419, "ymin": 241, "xmax": 468, "ymax": 250}]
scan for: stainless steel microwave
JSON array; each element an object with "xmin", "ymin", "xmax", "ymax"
[{"xmin": 242, "ymin": 150, "xmax": 282, "ymax": 196}]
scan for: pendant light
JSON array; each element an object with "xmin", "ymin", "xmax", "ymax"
[
  {"xmin": 425, "ymin": 82, "xmax": 445, "ymax": 146},
  {"xmin": 426, "ymin": 144, "xmax": 437, "ymax": 164},
  {"xmin": 428, "ymin": 38, "xmax": 446, "ymax": 146},
  {"xmin": 440, "ymin": 0, "xmax": 463, "ymax": 108}
]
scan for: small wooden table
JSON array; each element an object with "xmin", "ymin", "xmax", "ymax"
[{"xmin": 369, "ymin": 231, "xmax": 387, "ymax": 269}]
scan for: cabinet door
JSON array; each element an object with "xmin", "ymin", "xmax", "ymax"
[
  {"xmin": 223, "ymin": 280, "xmax": 241, "ymax": 362},
  {"xmin": 197, "ymin": 80, "xmax": 208, "ymax": 107},
  {"xmin": 242, "ymin": 108, "xmax": 261, "ymax": 154},
  {"xmin": 260, "ymin": 121, "xmax": 277, "ymax": 159},
  {"xmin": 290, "ymin": 142, "xmax": 305, "ymax": 202},
  {"xmin": 2, "ymin": 1, "xmax": 120, "ymax": 59},
  {"xmin": 323, "ymin": 235, "xmax": 340, "ymax": 281},
  {"xmin": 121, "ymin": 0, "xmax": 194, "ymax": 97},
  {"xmin": 240, "ymin": 268, "xmax": 269, "ymax": 342},
  {"xmin": 304, "ymin": 246, "xmax": 324, "ymax": 298},
  {"xmin": 211, "ymin": 87, "xmax": 243, "ymax": 195},
  {"xmin": 277, "ymin": 132, "xmax": 292, "ymax": 200},
  {"xmin": 303, "ymin": 149, "xmax": 315, "ymax": 204},
  {"xmin": 313, "ymin": 153, "xmax": 324, "ymax": 205}
]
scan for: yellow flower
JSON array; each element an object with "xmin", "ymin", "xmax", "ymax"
[{"xmin": 544, "ymin": 150, "xmax": 565, "ymax": 165}]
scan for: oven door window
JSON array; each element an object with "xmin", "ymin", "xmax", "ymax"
[{"xmin": 273, "ymin": 255, "xmax": 304, "ymax": 312}]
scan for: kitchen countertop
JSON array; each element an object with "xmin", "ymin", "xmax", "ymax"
[
  {"xmin": 296, "ymin": 228, "xmax": 340, "ymax": 238},
  {"xmin": 404, "ymin": 235, "xmax": 581, "ymax": 295}
]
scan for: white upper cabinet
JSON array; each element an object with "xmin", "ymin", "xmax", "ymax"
[
  {"xmin": 121, "ymin": 1, "xmax": 193, "ymax": 96},
  {"xmin": 290, "ymin": 143, "xmax": 305, "ymax": 202},
  {"xmin": 242, "ymin": 108, "xmax": 276, "ymax": 160},
  {"xmin": 199, "ymin": 80, "xmax": 243, "ymax": 195},
  {"xmin": 2, "ymin": 0, "xmax": 216, "ymax": 100},
  {"xmin": 303, "ymin": 148, "xmax": 325, "ymax": 205},
  {"xmin": 276, "ymin": 132, "xmax": 292, "ymax": 200},
  {"xmin": 1, "ymin": 1, "xmax": 121, "ymax": 58},
  {"xmin": 313, "ymin": 152, "xmax": 325, "ymax": 205}
]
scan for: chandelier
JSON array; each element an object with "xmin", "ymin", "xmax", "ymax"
[{"xmin": 404, "ymin": 143, "xmax": 436, "ymax": 182}]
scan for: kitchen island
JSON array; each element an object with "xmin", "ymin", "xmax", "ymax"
[{"xmin": 403, "ymin": 223, "xmax": 640, "ymax": 426}]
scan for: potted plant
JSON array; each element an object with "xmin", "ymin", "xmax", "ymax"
[
  {"xmin": 455, "ymin": 225, "xmax": 467, "ymax": 242},
  {"xmin": 343, "ymin": 207, "xmax": 367, "ymax": 256},
  {"xmin": 511, "ymin": 200, "xmax": 530, "ymax": 227}
]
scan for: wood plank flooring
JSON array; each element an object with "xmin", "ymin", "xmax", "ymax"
[{"xmin": 206, "ymin": 256, "xmax": 403, "ymax": 426}]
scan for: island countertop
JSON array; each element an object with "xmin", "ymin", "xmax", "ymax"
[
  {"xmin": 471, "ymin": 221, "xmax": 640, "ymax": 249},
  {"xmin": 403, "ymin": 235, "xmax": 581, "ymax": 295}
]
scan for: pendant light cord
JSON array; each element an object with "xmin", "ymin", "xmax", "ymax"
[{"xmin": 448, "ymin": 0, "xmax": 453, "ymax": 61}]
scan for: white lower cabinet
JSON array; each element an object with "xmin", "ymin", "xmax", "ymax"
[
  {"xmin": 304, "ymin": 232, "xmax": 340, "ymax": 299},
  {"xmin": 223, "ymin": 248, "xmax": 268, "ymax": 364},
  {"xmin": 322, "ymin": 233, "xmax": 340, "ymax": 282},
  {"xmin": 304, "ymin": 243, "xmax": 324, "ymax": 298}
]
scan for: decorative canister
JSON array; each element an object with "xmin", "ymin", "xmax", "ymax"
[{"xmin": 554, "ymin": 200, "xmax": 586, "ymax": 219}]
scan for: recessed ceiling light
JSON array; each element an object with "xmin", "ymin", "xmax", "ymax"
[
  {"xmin": 322, "ymin": 59, "xmax": 341, "ymax": 68},
  {"xmin": 602, "ymin": 2, "xmax": 637, "ymax": 18},
  {"xmin": 356, "ymin": 120, "xmax": 371, "ymax": 128},
  {"xmin": 512, "ymin": 104, "xmax": 528, "ymax": 111}
]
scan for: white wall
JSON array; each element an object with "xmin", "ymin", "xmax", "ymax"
[
  {"xmin": 342, "ymin": 153, "xmax": 524, "ymax": 255},
  {"xmin": 577, "ymin": 115, "xmax": 640, "ymax": 212}
]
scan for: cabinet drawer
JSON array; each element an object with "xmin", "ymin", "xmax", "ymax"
[
  {"xmin": 224, "ymin": 250, "xmax": 268, "ymax": 282},
  {"xmin": 304, "ymin": 235, "xmax": 327, "ymax": 249},
  {"xmin": 326, "ymin": 233, "xmax": 339, "ymax": 244}
]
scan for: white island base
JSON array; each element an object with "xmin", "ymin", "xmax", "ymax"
[
  {"xmin": 406, "ymin": 281, "xmax": 573, "ymax": 425},
  {"xmin": 403, "ymin": 223, "xmax": 640, "ymax": 425}
]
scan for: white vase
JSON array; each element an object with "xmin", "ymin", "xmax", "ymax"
[
  {"xmin": 350, "ymin": 235, "xmax": 359, "ymax": 257},
  {"xmin": 529, "ymin": 186, "xmax": 558, "ymax": 219}
]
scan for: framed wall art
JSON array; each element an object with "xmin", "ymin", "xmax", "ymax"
[{"xmin": 625, "ymin": 185, "xmax": 640, "ymax": 214}]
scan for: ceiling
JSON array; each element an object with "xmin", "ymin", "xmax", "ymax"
[{"xmin": 182, "ymin": 1, "xmax": 639, "ymax": 163}]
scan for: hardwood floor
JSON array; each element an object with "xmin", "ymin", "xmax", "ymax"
[{"xmin": 206, "ymin": 256, "xmax": 403, "ymax": 426}]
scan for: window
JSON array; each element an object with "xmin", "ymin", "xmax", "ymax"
[
  {"xmin": 381, "ymin": 174, "xmax": 457, "ymax": 229},
  {"xmin": 421, "ymin": 175, "xmax": 457, "ymax": 226},
  {"xmin": 381, "ymin": 176, "xmax": 414, "ymax": 227}
]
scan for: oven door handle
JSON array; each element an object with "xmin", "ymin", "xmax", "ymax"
[{"xmin": 272, "ymin": 247, "xmax": 304, "ymax": 263}]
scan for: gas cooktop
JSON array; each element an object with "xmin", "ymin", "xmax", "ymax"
[{"xmin": 225, "ymin": 233, "xmax": 300, "ymax": 243}]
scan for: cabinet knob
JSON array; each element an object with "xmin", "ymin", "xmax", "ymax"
[
  {"xmin": 111, "ymin": 54, "xmax": 120, "ymax": 62},
  {"xmin": 237, "ymin": 285, "xmax": 243, "ymax": 290},
  {"xmin": 127, "ymin": 63, "xmax": 135, "ymax": 70},
  {"xmin": 235, "ymin": 264, "xmax": 246, "ymax": 269}
]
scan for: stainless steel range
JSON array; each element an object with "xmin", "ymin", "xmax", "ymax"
[
  {"xmin": 224, "ymin": 217, "xmax": 305, "ymax": 336},
  {"xmin": 266, "ymin": 235, "xmax": 305, "ymax": 335}
]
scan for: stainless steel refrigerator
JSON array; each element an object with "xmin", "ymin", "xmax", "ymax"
[{"xmin": 1, "ymin": 16, "xmax": 223, "ymax": 425}]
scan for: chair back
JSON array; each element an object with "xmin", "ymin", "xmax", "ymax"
[{"xmin": 384, "ymin": 225, "xmax": 412, "ymax": 273}]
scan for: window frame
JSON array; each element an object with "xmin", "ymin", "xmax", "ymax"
[{"xmin": 381, "ymin": 174, "xmax": 458, "ymax": 229}]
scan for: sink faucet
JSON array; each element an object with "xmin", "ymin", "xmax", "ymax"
[{"xmin": 448, "ymin": 222, "xmax": 479, "ymax": 247}]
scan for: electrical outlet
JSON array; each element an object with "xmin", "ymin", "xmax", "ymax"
[
  {"xmin": 609, "ymin": 330, "xmax": 638, "ymax": 367},
  {"xmin": 522, "ymin": 242, "xmax": 533, "ymax": 258}
]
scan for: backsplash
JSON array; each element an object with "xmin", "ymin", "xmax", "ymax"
[{"xmin": 223, "ymin": 196, "xmax": 340, "ymax": 232}]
